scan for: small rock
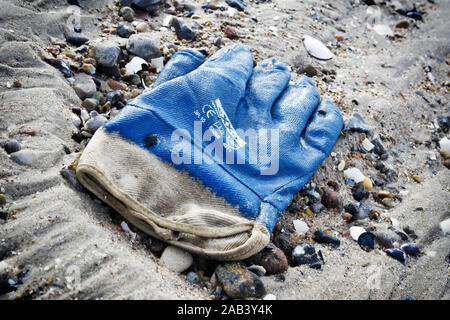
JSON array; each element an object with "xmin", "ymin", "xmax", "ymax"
[
  {"xmin": 135, "ymin": 22, "xmax": 149, "ymax": 33},
  {"xmin": 224, "ymin": 26, "xmax": 239, "ymax": 39},
  {"xmin": 292, "ymin": 243, "xmax": 322, "ymax": 269},
  {"xmin": 147, "ymin": 237, "xmax": 166, "ymax": 256},
  {"xmin": 321, "ymin": 187, "xmax": 340, "ymax": 209},
  {"xmin": 82, "ymin": 98, "xmax": 99, "ymax": 111},
  {"xmin": 382, "ymin": 198, "xmax": 395, "ymax": 208},
  {"xmin": 337, "ymin": 160, "xmax": 346, "ymax": 171},
  {"xmin": 215, "ymin": 263, "xmax": 265, "ymax": 299},
  {"xmin": 3, "ymin": 140, "xmax": 21, "ymax": 154},
  {"xmin": 363, "ymin": 177, "xmax": 373, "ymax": 190},
  {"xmin": 395, "ymin": 20, "xmax": 409, "ymax": 28},
  {"xmin": 66, "ymin": 35, "xmax": 89, "ymax": 46},
  {"xmin": 73, "ymin": 78, "xmax": 96, "ymax": 100},
  {"xmin": 313, "ymin": 231, "xmax": 340, "ymax": 247},
  {"xmin": 170, "ymin": 17, "xmax": 196, "ymax": 41},
  {"xmin": 386, "ymin": 248, "xmax": 406, "ymax": 264},
  {"xmin": 412, "ymin": 175, "xmax": 421, "ymax": 183},
  {"xmin": 226, "ymin": 0, "xmax": 246, "ymax": 11},
  {"xmin": 0, "ymin": 210, "xmax": 9, "ymax": 220},
  {"xmin": 374, "ymin": 232, "xmax": 394, "ymax": 249},
  {"xmin": 80, "ymin": 63, "xmax": 95, "ymax": 75},
  {"xmin": 246, "ymin": 265, "xmax": 266, "ymax": 276},
  {"xmin": 126, "ymin": 34, "xmax": 161, "ymax": 61},
  {"xmin": 93, "ymin": 43, "xmax": 121, "ymax": 68},
  {"xmin": 245, "ymin": 243, "xmax": 288, "ymax": 275},
  {"xmin": 84, "ymin": 111, "xmax": 108, "ymax": 134},
  {"xmin": 303, "ymin": 64, "xmax": 318, "ymax": 77},
  {"xmin": 263, "ymin": 293, "xmax": 277, "ymax": 300},
  {"xmin": 371, "ymin": 137, "xmax": 387, "ymax": 156},
  {"xmin": 352, "ymin": 182, "xmax": 370, "ymax": 201},
  {"xmin": 119, "ymin": 6, "xmax": 135, "ymax": 22},
  {"xmin": 186, "ymin": 271, "xmax": 200, "ymax": 284},
  {"xmin": 0, "ymin": 194, "xmax": 6, "ymax": 206},
  {"xmin": 344, "ymin": 202, "xmax": 371, "ymax": 220},
  {"xmin": 105, "ymin": 90, "xmax": 124, "ymax": 106},
  {"xmin": 272, "ymin": 232, "xmax": 301, "ymax": 261},
  {"xmin": 117, "ymin": 25, "xmax": 134, "ymax": 38},
  {"xmin": 343, "ymin": 113, "xmax": 371, "ymax": 133},
  {"xmin": 160, "ymin": 246, "xmax": 193, "ymax": 273},
  {"xmin": 357, "ymin": 232, "xmax": 375, "ymax": 251},
  {"xmin": 48, "ymin": 58, "xmax": 73, "ymax": 78}
]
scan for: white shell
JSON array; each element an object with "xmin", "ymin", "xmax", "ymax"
[
  {"xmin": 303, "ymin": 35, "xmax": 334, "ymax": 60},
  {"xmin": 125, "ymin": 56, "xmax": 148, "ymax": 75},
  {"xmin": 263, "ymin": 294, "xmax": 277, "ymax": 300},
  {"xmin": 440, "ymin": 218, "xmax": 450, "ymax": 235},
  {"xmin": 293, "ymin": 219, "xmax": 309, "ymax": 235},
  {"xmin": 344, "ymin": 167, "xmax": 365, "ymax": 183},
  {"xmin": 350, "ymin": 226, "xmax": 366, "ymax": 241}
]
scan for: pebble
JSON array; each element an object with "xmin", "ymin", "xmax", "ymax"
[
  {"xmin": 80, "ymin": 63, "xmax": 95, "ymax": 75},
  {"xmin": 350, "ymin": 226, "xmax": 366, "ymax": 241},
  {"xmin": 73, "ymin": 78, "xmax": 96, "ymax": 100},
  {"xmin": 386, "ymin": 248, "xmax": 406, "ymax": 264},
  {"xmin": 105, "ymin": 90, "xmax": 124, "ymax": 106},
  {"xmin": 119, "ymin": 6, "xmax": 135, "ymax": 22},
  {"xmin": 303, "ymin": 35, "xmax": 334, "ymax": 60},
  {"xmin": 186, "ymin": 271, "xmax": 200, "ymax": 284},
  {"xmin": 160, "ymin": 245, "xmax": 193, "ymax": 273},
  {"xmin": 93, "ymin": 43, "xmax": 121, "ymax": 68},
  {"xmin": 170, "ymin": 17, "xmax": 196, "ymax": 41},
  {"xmin": 3, "ymin": 140, "xmax": 21, "ymax": 154},
  {"xmin": 343, "ymin": 113, "xmax": 371, "ymax": 133},
  {"xmin": 344, "ymin": 167, "xmax": 365, "ymax": 183},
  {"xmin": 117, "ymin": 25, "xmax": 134, "ymax": 38},
  {"xmin": 357, "ymin": 232, "xmax": 375, "ymax": 251},
  {"xmin": 247, "ymin": 265, "xmax": 266, "ymax": 276},
  {"xmin": 371, "ymin": 137, "xmax": 387, "ymax": 156},
  {"xmin": 135, "ymin": 22, "xmax": 149, "ymax": 33},
  {"xmin": 126, "ymin": 34, "xmax": 161, "ymax": 61},
  {"xmin": 293, "ymin": 219, "xmax": 309, "ymax": 235},
  {"xmin": 0, "ymin": 194, "xmax": 6, "ymax": 206},
  {"xmin": 395, "ymin": 20, "xmax": 410, "ymax": 29},
  {"xmin": 438, "ymin": 137, "xmax": 450, "ymax": 158},
  {"xmin": 132, "ymin": 0, "xmax": 163, "ymax": 12},
  {"xmin": 400, "ymin": 244, "xmax": 420, "ymax": 256},
  {"xmin": 84, "ymin": 111, "xmax": 108, "ymax": 134},
  {"xmin": 0, "ymin": 210, "xmax": 9, "ymax": 220},
  {"xmin": 412, "ymin": 175, "xmax": 421, "ymax": 183},
  {"xmin": 361, "ymin": 138, "xmax": 374, "ymax": 152},
  {"xmin": 363, "ymin": 177, "xmax": 373, "ymax": 190},
  {"xmin": 244, "ymin": 243, "xmax": 288, "ymax": 275},
  {"xmin": 337, "ymin": 160, "xmax": 346, "ymax": 171},
  {"xmin": 303, "ymin": 64, "xmax": 318, "ymax": 77},
  {"xmin": 48, "ymin": 58, "xmax": 73, "ymax": 78},
  {"xmin": 215, "ymin": 263, "xmax": 266, "ymax": 299},
  {"xmin": 382, "ymin": 198, "xmax": 395, "ymax": 208},
  {"xmin": 226, "ymin": 0, "xmax": 246, "ymax": 11},
  {"xmin": 263, "ymin": 294, "xmax": 277, "ymax": 300},
  {"xmin": 374, "ymin": 232, "xmax": 394, "ymax": 249},
  {"xmin": 372, "ymin": 24, "xmax": 394, "ymax": 37},
  {"xmin": 224, "ymin": 26, "xmax": 239, "ymax": 39},
  {"xmin": 440, "ymin": 218, "xmax": 450, "ymax": 235},
  {"xmin": 352, "ymin": 182, "xmax": 370, "ymax": 201},
  {"xmin": 313, "ymin": 231, "xmax": 340, "ymax": 247},
  {"xmin": 10, "ymin": 150, "xmax": 48, "ymax": 167},
  {"xmin": 321, "ymin": 187, "xmax": 340, "ymax": 209},
  {"xmin": 82, "ymin": 98, "xmax": 98, "ymax": 111},
  {"xmin": 291, "ymin": 243, "xmax": 322, "ymax": 269},
  {"xmin": 272, "ymin": 232, "xmax": 301, "ymax": 260}
]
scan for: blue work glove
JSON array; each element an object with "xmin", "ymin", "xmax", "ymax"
[{"xmin": 76, "ymin": 44, "xmax": 343, "ymax": 260}]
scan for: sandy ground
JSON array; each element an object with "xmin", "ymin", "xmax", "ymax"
[{"xmin": 0, "ymin": 0, "xmax": 449, "ymax": 299}]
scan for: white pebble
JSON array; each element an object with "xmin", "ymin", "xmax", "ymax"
[
  {"xmin": 263, "ymin": 294, "xmax": 277, "ymax": 300},
  {"xmin": 439, "ymin": 137, "xmax": 450, "ymax": 157},
  {"xmin": 293, "ymin": 219, "xmax": 309, "ymax": 235},
  {"xmin": 337, "ymin": 160, "xmax": 345, "ymax": 171},
  {"xmin": 361, "ymin": 138, "xmax": 374, "ymax": 152},
  {"xmin": 344, "ymin": 167, "xmax": 365, "ymax": 183},
  {"xmin": 160, "ymin": 246, "xmax": 193, "ymax": 273}
]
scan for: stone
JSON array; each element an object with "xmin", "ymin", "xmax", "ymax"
[
  {"xmin": 293, "ymin": 219, "xmax": 309, "ymax": 235},
  {"xmin": 395, "ymin": 20, "xmax": 409, "ymax": 29},
  {"xmin": 400, "ymin": 244, "xmax": 420, "ymax": 256},
  {"xmin": 386, "ymin": 248, "xmax": 406, "ymax": 264},
  {"xmin": 215, "ymin": 263, "xmax": 265, "ymax": 299},
  {"xmin": 135, "ymin": 22, "xmax": 149, "ymax": 33},
  {"xmin": 224, "ymin": 26, "xmax": 239, "ymax": 39},
  {"xmin": 291, "ymin": 243, "xmax": 322, "ymax": 269},
  {"xmin": 226, "ymin": 0, "xmax": 247, "ymax": 11},
  {"xmin": 351, "ymin": 182, "xmax": 370, "ymax": 201},
  {"xmin": 3, "ymin": 140, "xmax": 21, "ymax": 154},
  {"xmin": 343, "ymin": 113, "xmax": 371, "ymax": 133},
  {"xmin": 186, "ymin": 271, "xmax": 200, "ymax": 284},
  {"xmin": 0, "ymin": 194, "xmax": 6, "ymax": 206},
  {"xmin": 133, "ymin": 0, "xmax": 163, "ymax": 13},
  {"xmin": 374, "ymin": 232, "xmax": 394, "ymax": 249},
  {"xmin": 84, "ymin": 111, "xmax": 108, "ymax": 134},
  {"xmin": 66, "ymin": 35, "xmax": 89, "ymax": 46},
  {"xmin": 48, "ymin": 58, "xmax": 73, "ymax": 77},
  {"xmin": 117, "ymin": 25, "xmax": 134, "ymax": 38},
  {"xmin": 313, "ymin": 231, "xmax": 340, "ymax": 247},
  {"xmin": 357, "ymin": 232, "xmax": 375, "ymax": 251},
  {"xmin": 244, "ymin": 243, "xmax": 288, "ymax": 275},
  {"xmin": 82, "ymin": 98, "xmax": 98, "ymax": 111},
  {"xmin": 119, "ymin": 6, "xmax": 135, "ymax": 22},
  {"xmin": 344, "ymin": 202, "xmax": 371, "ymax": 220},
  {"xmin": 440, "ymin": 218, "xmax": 450, "ymax": 235},
  {"xmin": 126, "ymin": 34, "xmax": 161, "ymax": 61},
  {"xmin": 93, "ymin": 43, "xmax": 121, "ymax": 68},
  {"xmin": 73, "ymin": 78, "xmax": 96, "ymax": 100},
  {"xmin": 170, "ymin": 17, "xmax": 196, "ymax": 41},
  {"xmin": 246, "ymin": 265, "xmax": 266, "ymax": 276},
  {"xmin": 303, "ymin": 64, "xmax": 318, "ymax": 77},
  {"xmin": 321, "ymin": 187, "xmax": 340, "ymax": 209},
  {"xmin": 272, "ymin": 232, "xmax": 301, "ymax": 261},
  {"xmin": 344, "ymin": 167, "xmax": 365, "ymax": 183},
  {"xmin": 160, "ymin": 246, "xmax": 193, "ymax": 273},
  {"xmin": 363, "ymin": 177, "xmax": 373, "ymax": 190},
  {"xmin": 105, "ymin": 90, "xmax": 124, "ymax": 106}
]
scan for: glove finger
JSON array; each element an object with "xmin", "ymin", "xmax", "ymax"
[
  {"xmin": 301, "ymin": 99, "xmax": 343, "ymax": 156},
  {"xmin": 153, "ymin": 48, "xmax": 205, "ymax": 88},
  {"xmin": 271, "ymin": 76, "xmax": 320, "ymax": 130},
  {"xmin": 244, "ymin": 58, "xmax": 291, "ymax": 119},
  {"xmin": 198, "ymin": 44, "xmax": 254, "ymax": 90}
]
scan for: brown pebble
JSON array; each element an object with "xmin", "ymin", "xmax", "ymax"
[
  {"xmin": 412, "ymin": 175, "xmax": 421, "ymax": 183},
  {"xmin": 245, "ymin": 243, "xmax": 288, "ymax": 275},
  {"xmin": 224, "ymin": 26, "xmax": 239, "ymax": 39},
  {"xmin": 342, "ymin": 212, "xmax": 353, "ymax": 222},
  {"xmin": 395, "ymin": 20, "xmax": 409, "ymax": 29},
  {"xmin": 363, "ymin": 177, "xmax": 373, "ymax": 190},
  {"xmin": 334, "ymin": 34, "xmax": 344, "ymax": 41},
  {"xmin": 321, "ymin": 187, "xmax": 340, "ymax": 209},
  {"xmin": 443, "ymin": 158, "xmax": 450, "ymax": 169}
]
